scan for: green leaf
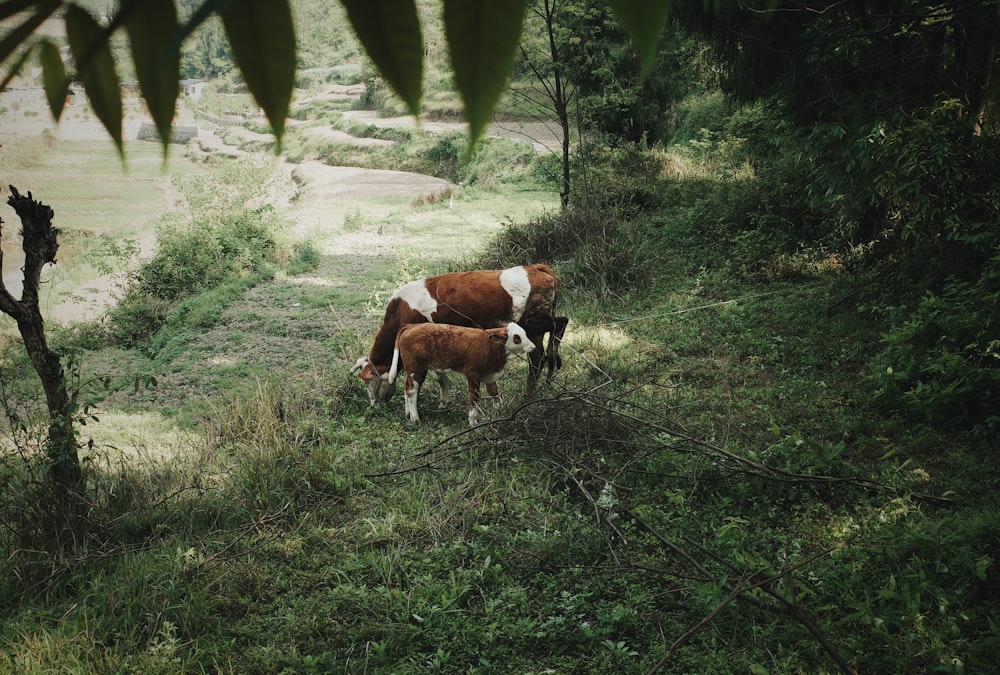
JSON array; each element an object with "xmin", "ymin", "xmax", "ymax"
[
  {"xmin": 219, "ymin": 0, "xmax": 296, "ymax": 150},
  {"xmin": 124, "ymin": 0, "xmax": 180, "ymax": 152},
  {"xmin": 0, "ymin": 45, "xmax": 33, "ymax": 93},
  {"xmin": 0, "ymin": 0, "xmax": 60, "ymax": 65},
  {"xmin": 443, "ymin": 0, "xmax": 529, "ymax": 151},
  {"xmin": 38, "ymin": 40, "xmax": 67, "ymax": 120},
  {"xmin": 0, "ymin": 0, "xmax": 45, "ymax": 22},
  {"xmin": 604, "ymin": 0, "xmax": 673, "ymax": 82},
  {"xmin": 64, "ymin": 5, "xmax": 123, "ymax": 154},
  {"xmin": 340, "ymin": 0, "xmax": 423, "ymax": 117}
]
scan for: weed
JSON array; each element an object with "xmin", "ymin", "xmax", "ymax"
[{"xmin": 286, "ymin": 240, "xmax": 321, "ymax": 275}]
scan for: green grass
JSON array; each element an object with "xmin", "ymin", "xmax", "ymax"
[
  {"xmin": 1, "ymin": 100, "xmax": 996, "ymax": 675},
  {"xmin": 7, "ymin": 139, "xmax": 203, "ymax": 238},
  {"xmin": 5, "ymin": 254, "xmax": 996, "ymax": 673}
]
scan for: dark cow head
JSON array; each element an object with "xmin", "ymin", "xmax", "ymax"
[{"xmin": 351, "ymin": 357, "xmax": 397, "ymax": 407}]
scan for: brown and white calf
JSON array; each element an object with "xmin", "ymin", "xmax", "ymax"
[
  {"xmin": 385, "ymin": 322, "xmax": 535, "ymax": 426},
  {"xmin": 351, "ymin": 264, "xmax": 566, "ymax": 407}
]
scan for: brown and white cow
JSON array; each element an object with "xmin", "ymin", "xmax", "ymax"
[
  {"xmin": 351, "ymin": 263, "xmax": 566, "ymax": 407},
  {"xmin": 386, "ymin": 322, "xmax": 535, "ymax": 426}
]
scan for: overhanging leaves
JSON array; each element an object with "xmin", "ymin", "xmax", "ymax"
[
  {"xmin": 0, "ymin": 0, "xmax": 60, "ymax": 66},
  {"xmin": 65, "ymin": 5, "xmax": 123, "ymax": 154},
  {"xmin": 340, "ymin": 0, "xmax": 423, "ymax": 117},
  {"xmin": 219, "ymin": 0, "xmax": 296, "ymax": 150},
  {"xmin": 125, "ymin": 0, "xmax": 180, "ymax": 152},
  {"xmin": 443, "ymin": 0, "xmax": 529, "ymax": 151},
  {"xmin": 0, "ymin": 46, "xmax": 32, "ymax": 93},
  {"xmin": 0, "ymin": 0, "xmax": 48, "ymax": 21},
  {"xmin": 604, "ymin": 0, "xmax": 673, "ymax": 82},
  {"xmin": 38, "ymin": 40, "xmax": 66, "ymax": 120}
]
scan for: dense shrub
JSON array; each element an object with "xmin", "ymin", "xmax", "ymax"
[
  {"xmin": 134, "ymin": 226, "xmax": 225, "ymax": 300},
  {"xmin": 108, "ymin": 210, "xmax": 278, "ymax": 348},
  {"xmin": 670, "ymin": 91, "xmax": 731, "ymax": 145},
  {"xmin": 357, "ymin": 60, "xmax": 408, "ymax": 116},
  {"xmin": 107, "ymin": 293, "xmax": 171, "ymax": 348},
  {"xmin": 870, "ymin": 265, "xmax": 1000, "ymax": 435},
  {"xmin": 669, "ymin": 95, "xmax": 1000, "ymax": 436},
  {"xmin": 571, "ymin": 137, "xmax": 665, "ymax": 211},
  {"xmin": 469, "ymin": 205, "xmax": 655, "ymax": 294},
  {"xmin": 419, "ymin": 131, "xmax": 464, "ymax": 183},
  {"xmin": 848, "ymin": 100, "xmax": 1000, "ymax": 435},
  {"xmin": 867, "ymin": 99, "xmax": 1000, "ymax": 285},
  {"xmin": 286, "ymin": 240, "xmax": 321, "ymax": 276},
  {"xmin": 720, "ymin": 97, "xmax": 787, "ymax": 159},
  {"xmin": 459, "ymin": 137, "xmax": 539, "ymax": 189}
]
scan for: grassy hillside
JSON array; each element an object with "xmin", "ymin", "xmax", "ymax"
[{"xmin": 1, "ymin": 96, "xmax": 997, "ymax": 674}]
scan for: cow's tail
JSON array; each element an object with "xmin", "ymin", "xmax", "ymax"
[{"xmin": 385, "ymin": 345, "xmax": 402, "ymax": 385}]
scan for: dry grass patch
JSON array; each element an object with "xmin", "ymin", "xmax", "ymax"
[{"xmin": 81, "ymin": 411, "xmax": 205, "ymax": 468}]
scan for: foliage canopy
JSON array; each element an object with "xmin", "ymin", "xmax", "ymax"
[{"xmin": 0, "ymin": 0, "xmax": 674, "ymax": 151}]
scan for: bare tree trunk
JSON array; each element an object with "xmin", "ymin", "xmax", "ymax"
[
  {"xmin": 1, "ymin": 187, "xmax": 82, "ymax": 491},
  {"xmin": 543, "ymin": 0, "xmax": 572, "ymax": 209},
  {"xmin": 517, "ymin": 0, "xmax": 575, "ymax": 209},
  {"xmin": 965, "ymin": 3, "xmax": 1000, "ymax": 135}
]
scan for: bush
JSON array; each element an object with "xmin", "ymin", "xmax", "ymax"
[
  {"xmin": 563, "ymin": 215, "xmax": 657, "ymax": 294},
  {"xmin": 852, "ymin": 99, "xmax": 1000, "ymax": 436},
  {"xmin": 419, "ymin": 131, "xmax": 464, "ymax": 182},
  {"xmin": 670, "ymin": 91, "xmax": 731, "ymax": 145},
  {"xmin": 571, "ymin": 138, "xmax": 665, "ymax": 211},
  {"xmin": 287, "ymin": 240, "xmax": 321, "ymax": 276},
  {"xmin": 215, "ymin": 209, "xmax": 277, "ymax": 275},
  {"xmin": 134, "ymin": 226, "xmax": 225, "ymax": 300},
  {"xmin": 870, "ymin": 262, "xmax": 1000, "ymax": 435},
  {"xmin": 469, "ymin": 205, "xmax": 656, "ymax": 294},
  {"xmin": 108, "ymin": 293, "xmax": 171, "ymax": 348},
  {"xmin": 460, "ymin": 137, "xmax": 539, "ymax": 190},
  {"xmin": 108, "ymin": 211, "xmax": 278, "ymax": 349},
  {"xmin": 866, "ymin": 98, "xmax": 1000, "ymax": 286},
  {"xmin": 358, "ymin": 60, "xmax": 408, "ymax": 116}
]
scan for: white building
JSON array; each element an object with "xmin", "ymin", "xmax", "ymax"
[{"xmin": 180, "ymin": 79, "xmax": 208, "ymax": 100}]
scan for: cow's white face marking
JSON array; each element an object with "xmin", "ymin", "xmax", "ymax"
[
  {"xmin": 394, "ymin": 280, "xmax": 438, "ymax": 321},
  {"xmin": 499, "ymin": 266, "xmax": 531, "ymax": 321},
  {"xmin": 505, "ymin": 322, "xmax": 536, "ymax": 354}
]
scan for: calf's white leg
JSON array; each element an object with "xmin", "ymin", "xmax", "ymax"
[{"xmin": 404, "ymin": 371, "xmax": 425, "ymax": 423}]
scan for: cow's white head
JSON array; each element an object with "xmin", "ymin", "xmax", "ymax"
[
  {"xmin": 503, "ymin": 322, "xmax": 535, "ymax": 354},
  {"xmin": 351, "ymin": 357, "xmax": 397, "ymax": 407}
]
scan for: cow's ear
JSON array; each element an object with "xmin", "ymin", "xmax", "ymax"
[
  {"xmin": 350, "ymin": 356, "xmax": 368, "ymax": 374},
  {"xmin": 489, "ymin": 332, "xmax": 505, "ymax": 343}
]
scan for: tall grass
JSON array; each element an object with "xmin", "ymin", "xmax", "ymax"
[
  {"xmin": 2, "ymin": 76, "xmax": 998, "ymax": 674},
  {"xmin": 465, "ymin": 205, "xmax": 658, "ymax": 296}
]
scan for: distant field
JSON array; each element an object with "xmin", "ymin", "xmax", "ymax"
[
  {"xmin": 1, "ymin": 136, "xmax": 209, "ymax": 325},
  {"xmin": 1, "ymin": 121, "xmax": 560, "ymax": 331}
]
